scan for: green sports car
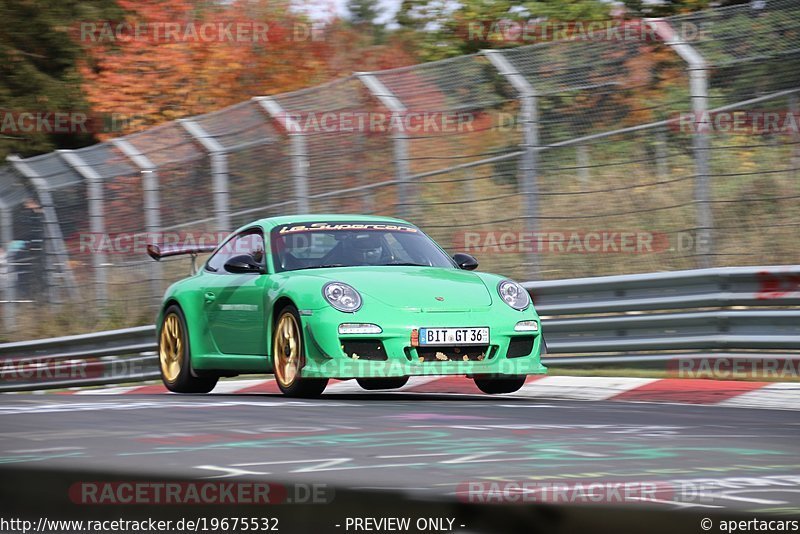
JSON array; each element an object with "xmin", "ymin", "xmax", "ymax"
[{"xmin": 149, "ymin": 215, "xmax": 546, "ymax": 397}]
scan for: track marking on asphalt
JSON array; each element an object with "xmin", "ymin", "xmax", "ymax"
[
  {"xmin": 603, "ymin": 496, "xmax": 723, "ymax": 510},
  {"xmin": 13, "ymin": 376, "xmax": 800, "ymax": 412},
  {"xmin": 195, "ymin": 458, "xmax": 432, "ymax": 477},
  {"xmin": 194, "ymin": 465, "xmax": 277, "ymax": 478},
  {"xmin": 4, "ymin": 446, "xmax": 85, "ymax": 454},
  {"xmin": 324, "ymin": 381, "xmax": 371, "ymax": 394},
  {"xmin": 514, "ymin": 376, "xmax": 658, "ymax": 400},
  {"xmin": 494, "ymin": 404, "xmax": 574, "ymax": 408},
  {"xmin": 209, "ymin": 379, "xmax": 274, "ymax": 394},
  {"xmin": 4, "ymin": 388, "xmax": 800, "ymax": 416},
  {"xmin": 74, "ymin": 386, "xmax": 141, "ymax": 395},
  {"xmin": 718, "ymin": 383, "xmax": 800, "ymax": 410},
  {"xmin": 0, "ymin": 400, "xmax": 365, "ymax": 415},
  {"xmin": 605, "ymin": 398, "xmax": 800, "ymax": 413},
  {"xmin": 376, "ymin": 452, "xmax": 457, "ymax": 459},
  {"xmin": 612, "ymin": 378, "xmax": 769, "ymax": 404},
  {"xmin": 353, "ymin": 487, "xmax": 434, "ymax": 492},
  {"xmin": 708, "ymin": 490, "xmax": 790, "ymax": 505},
  {"xmin": 538, "ymin": 447, "xmax": 607, "ymax": 457},
  {"xmin": 325, "ymin": 376, "xmax": 441, "ymax": 394}
]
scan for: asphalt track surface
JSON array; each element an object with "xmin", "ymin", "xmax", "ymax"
[{"xmin": 1, "ymin": 392, "xmax": 799, "ymax": 514}]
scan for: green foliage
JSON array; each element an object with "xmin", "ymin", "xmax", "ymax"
[
  {"xmin": 621, "ymin": 0, "xmax": 712, "ymax": 17},
  {"xmin": 697, "ymin": 6, "xmax": 800, "ymax": 102},
  {"xmin": 0, "ymin": 0, "xmax": 121, "ymax": 160},
  {"xmin": 396, "ymin": 0, "xmax": 610, "ymax": 61},
  {"xmin": 347, "ymin": 0, "xmax": 387, "ymax": 43},
  {"xmin": 348, "ymin": 0, "xmax": 382, "ymax": 25},
  {"xmin": 621, "ymin": 0, "xmax": 758, "ymax": 18}
]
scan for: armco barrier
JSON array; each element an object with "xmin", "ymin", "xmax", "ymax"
[
  {"xmin": 523, "ymin": 265, "xmax": 800, "ymax": 315},
  {"xmin": 1, "ymin": 266, "xmax": 798, "ymax": 391},
  {"xmin": 0, "ymin": 325, "xmax": 158, "ymax": 392}
]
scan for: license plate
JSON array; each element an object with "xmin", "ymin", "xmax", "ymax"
[{"xmin": 418, "ymin": 327, "xmax": 489, "ymax": 346}]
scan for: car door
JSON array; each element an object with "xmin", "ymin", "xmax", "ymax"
[{"xmin": 203, "ymin": 229, "xmax": 268, "ymax": 355}]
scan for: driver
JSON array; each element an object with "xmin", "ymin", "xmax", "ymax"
[{"xmin": 344, "ymin": 233, "xmax": 385, "ymax": 265}]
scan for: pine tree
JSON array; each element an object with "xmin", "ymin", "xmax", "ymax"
[{"xmin": 0, "ymin": 0, "xmax": 120, "ymax": 159}]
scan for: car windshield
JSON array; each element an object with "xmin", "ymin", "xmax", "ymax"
[{"xmin": 271, "ymin": 222, "xmax": 456, "ymax": 273}]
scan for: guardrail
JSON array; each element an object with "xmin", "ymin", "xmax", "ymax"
[
  {"xmin": 526, "ymin": 265, "xmax": 800, "ymax": 355},
  {"xmin": 524, "ymin": 265, "xmax": 800, "ymax": 314},
  {"xmin": 0, "ymin": 326, "xmax": 158, "ymax": 392},
  {"xmin": 1, "ymin": 266, "xmax": 798, "ymax": 391}
]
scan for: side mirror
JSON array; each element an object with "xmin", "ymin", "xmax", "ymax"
[
  {"xmin": 452, "ymin": 253, "xmax": 479, "ymax": 271},
  {"xmin": 224, "ymin": 254, "xmax": 264, "ymax": 274}
]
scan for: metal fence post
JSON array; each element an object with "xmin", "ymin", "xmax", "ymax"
[
  {"xmin": 59, "ymin": 150, "xmax": 108, "ymax": 307},
  {"xmin": 790, "ymin": 93, "xmax": 799, "ymax": 181},
  {"xmin": 576, "ymin": 145, "xmax": 590, "ymax": 186},
  {"xmin": 0, "ymin": 206, "xmax": 10, "ymax": 255},
  {"xmin": 179, "ymin": 120, "xmax": 231, "ymax": 233},
  {"xmin": 655, "ymin": 127, "xmax": 669, "ymax": 180},
  {"xmin": 111, "ymin": 139, "xmax": 163, "ymax": 304},
  {"xmin": 254, "ymin": 97, "xmax": 310, "ymax": 214},
  {"xmin": 648, "ymin": 18, "xmax": 713, "ymax": 269},
  {"xmin": 483, "ymin": 50, "xmax": 541, "ymax": 278},
  {"xmin": 355, "ymin": 73, "xmax": 411, "ymax": 220},
  {"xmin": 0, "ymin": 202, "xmax": 15, "ymax": 333},
  {"xmin": 7, "ymin": 156, "xmax": 78, "ymax": 304}
]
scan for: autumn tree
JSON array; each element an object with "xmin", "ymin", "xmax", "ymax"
[
  {"xmin": 78, "ymin": 0, "xmax": 328, "ymax": 135},
  {"xmin": 78, "ymin": 0, "xmax": 419, "ymax": 138}
]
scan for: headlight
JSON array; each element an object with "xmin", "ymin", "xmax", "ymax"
[
  {"xmin": 323, "ymin": 282, "xmax": 362, "ymax": 312},
  {"xmin": 497, "ymin": 280, "xmax": 530, "ymax": 310}
]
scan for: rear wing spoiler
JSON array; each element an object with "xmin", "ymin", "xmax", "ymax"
[{"xmin": 146, "ymin": 243, "xmax": 217, "ymax": 261}]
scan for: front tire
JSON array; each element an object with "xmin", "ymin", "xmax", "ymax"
[
  {"xmin": 473, "ymin": 375, "xmax": 526, "ymax": 394},
  {"xmin": 273, "ymin": 305, "xmax": 328, "ymax": 398},
  {"xmin": 159, "ymin": 305, "xmax": 218, "ymax": 393},
  {"xmin": 356, "ymin": 377, "xmax": 409, "ymax": 390}
]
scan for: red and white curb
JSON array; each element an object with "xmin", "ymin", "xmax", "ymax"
[{"xmin": 45, "ymin": 375, "xmax": 800, "ymax": 410}]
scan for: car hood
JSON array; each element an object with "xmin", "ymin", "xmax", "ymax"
[{"xmin": 312, "ymin": 266, "xmax": 494, "ymax": 310}]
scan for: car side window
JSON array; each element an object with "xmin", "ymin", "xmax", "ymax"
[
  {"xmin": 206, "ymin": 229, "xmax": 265, "ymax": 274},
  {"xmin": 205, "ymin": 238, "xmax": 232, "ymax": 272}
]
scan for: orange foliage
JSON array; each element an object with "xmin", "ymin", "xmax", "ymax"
[
  {"xmin": 619, "ymin": 44, "xmax": 684, "ymax": 125},
  {"xmin": 79, "ymin": 0, "xmax": 417, "ymax": 138}
]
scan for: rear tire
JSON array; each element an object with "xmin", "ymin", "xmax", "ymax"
[
  {"xmin": 159, "ymin": 305, "xmax": 218, "ymax": 393},
  {"xmin": 272, "ymin": 305, "xmax": 328, "ymax": 398},
  {"xmin": 356, "ymin": 377, "xmax": 409, "ymax": 390},
  {"xmin": 473, "ymin": 375, "xmax": 526, "ymax": 394}
]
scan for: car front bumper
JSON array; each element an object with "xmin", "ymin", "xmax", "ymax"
[{"xmin": 299, "ymin": 307, "xmax": 547, "ymax": 379}]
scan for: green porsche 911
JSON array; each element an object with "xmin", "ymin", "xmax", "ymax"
[{"xmin": 149, "ymin": 215, "xmax": 546, "ymax": 397}]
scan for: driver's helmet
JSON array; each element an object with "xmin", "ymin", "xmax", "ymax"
[{"xmin": 347, "ymin": 233, "xmax": 384, "ymax": 264}]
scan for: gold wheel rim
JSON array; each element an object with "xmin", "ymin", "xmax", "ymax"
[
  {"xmin": 160, "ymin": 313, "xmax": 184, "ymax": 383},
  {"xmin": 274, "ymin": 312, "xmax": 300, "ymax": 387}
]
